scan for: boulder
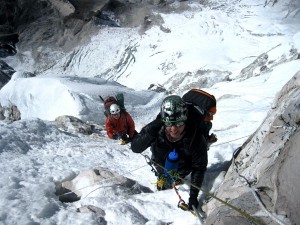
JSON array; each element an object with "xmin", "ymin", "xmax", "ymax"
[
  {"xmin": 0, "ymin": 104, "xmax": 21, "ymax": 121},
  {"xmin": 55, "ymin": 167, "xmax": 153, "ymax": 202},
  {"xmin": 0, "ymin": 60, "xmax": 15, "ymax": 88},
  {"xmin": 55, "ymin": 115, "xmax": 95, "ymax": 134}
]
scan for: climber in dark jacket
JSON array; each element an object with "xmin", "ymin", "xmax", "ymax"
[{"xmin": 131, "ymin": 95, "xmax": 208, "ymax": 210}]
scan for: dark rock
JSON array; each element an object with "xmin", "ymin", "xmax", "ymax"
[
  {"xmin": 0, "ymin": 43, "xmax": 17, "ymax": 58},
  {"xmin": 93, "ymin": 11, "xmax": 120, "ymax": 27},
  {"xmin": 0, "ymin": 59, "xmax": 15, "ymax": 88},
  {"xmin": 0, "ymin": 104, "xmax": 21, "ymax": 121},
  {"xmin": 54, "ymin": 115, "xmax": 103, "ymax": 135},
  {"xmin": 148, "ymin": 83, "xmax": 166, "ymax": 92}
]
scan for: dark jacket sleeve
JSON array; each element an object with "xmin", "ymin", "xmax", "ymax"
[
  {"xmin": 125, "ymin": 112, "xmax": 135, "ymax": 138},
  {"xmin": 190, "ymin": 133, "xmax": 208, "ymax": 199},
  {"xmin": 105, "ymin": 116, "xmax": 115, "ymax": 139},
  {"xmin": 131, "ymin": 118, "xmax": 163, "ymax": 153}
]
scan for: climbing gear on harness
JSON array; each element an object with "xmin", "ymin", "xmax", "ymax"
[
  {"xmin": 120, "ymin": 139, "xmax": 127, "ymax": 145},
  {"xmin": 142, "ymin": 153, "xmax": 203, "ymax": 218},
  {"xmin": 143, "ymin": 155, "xmax": 159, "ymax": 177},
  {"xmin": 156, "ymin": 175, "xmax": 168, "ymax": 190},
  {"xmin": 156, "ymin": 175, "xmax": 183, "ymax": 191},
  {"xmin": 178, "ymin": 200, "xmax": 189, "ymax": 211},
  {"xmin": 156, "ymin": 170, "xmax": 181, "ymax": 191},
  {"xmin": 174, "ymin": 185, "xmax": 197, "ymax": 217}
]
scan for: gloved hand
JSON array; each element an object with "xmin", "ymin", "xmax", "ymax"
[
  {"xmin": 145, "ymin": 118, "xmax": 163, "ymax": 137},
  {"xmin": 120, "ymin": 133, "xmax": 128, "ymax": 142},
  {"xmin": 188, "ymin": 196, "xmax": 199, "ymax": 210},
  {"xmin": 209, "ymin": 133, "xmax": 218, "ymax": 143},
  {"xmin": 112, "ymin": 134, "xmax": 119, "ymax": 140}
]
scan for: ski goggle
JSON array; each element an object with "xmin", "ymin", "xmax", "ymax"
[
  {"xmin": 164, "ymin": 121, "xmax": 185, "ymax": 127},
  {"xmin": 110, "ymin": 109, "xmax": 120, "ymax": 115}
]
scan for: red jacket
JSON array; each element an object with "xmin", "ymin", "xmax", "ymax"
[{"xmin": 105, "ymin": 111, "xmax": 135, "ymax": 139}]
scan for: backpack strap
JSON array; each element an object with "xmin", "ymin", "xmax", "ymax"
[
  {"xmin": 190, "ymin": 89, "xmax": 216, "ymax": 101},
  {"xmin": 109, "ymin": 112, "xmax": 127, "ymax": 128},
  {"xmin": 109, "ymin": 115, "xmax": 115, "ymax": 127},
  {"xmin": 122, "ymin": 112, "xmax": 127, "ymax": 129}
]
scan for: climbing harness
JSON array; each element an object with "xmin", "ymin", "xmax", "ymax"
[
  {"xmin": 143, "ymin": 152, "xmax": 200, "ymax": 217},
  {"xmin": 146, "ymin": 151, "xmax": 205, "ymax": 220},
  {"xmin": 143, "ymin": 154, "xmax": 160, "ymax": 177},
  {"xmin": 120, "ymin": 139, "xmax": 127, "ymax": 145}
]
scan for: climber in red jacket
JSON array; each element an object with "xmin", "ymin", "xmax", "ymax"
[{"xmin": 105, "ymin": 104, "xmax": 136, "ymax": 144}]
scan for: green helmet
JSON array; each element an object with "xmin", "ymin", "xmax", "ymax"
[{"xmin": 161, "ymin": 95, "xmax": 188, "ymax": 123}]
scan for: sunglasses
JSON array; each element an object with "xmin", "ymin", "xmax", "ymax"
[{"xmin": 164, "ymin": 121, "xmax": 185, "ymax": 127}]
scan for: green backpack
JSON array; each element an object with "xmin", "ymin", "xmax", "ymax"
[{"xmin": 99, "ymin": 93, "xmax": 126, "ymax": 117}]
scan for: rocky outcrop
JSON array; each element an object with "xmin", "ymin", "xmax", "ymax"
[
  {"xmin": 54, "ymin": 115, "xmax": 97, "ymax": 134},
  {"xmin": 0, "ymin": 0, "xmax": 19, "ymax": 56},
  {"xmin": 0, "ymin": 0, "xmax": 167, "ymax": 73},
  {"xmin": 55, "ymin": 167, "xmax": 153, "ymax": 202},
  {"xmin": 0, "ymin": 60, "xmax": 15, "ymax": 88},
  {"xmin": 205, "ymin": 70, "xmax": 300, "ymax": 225},
  {"xmin": 0, "ymin": 104, "xmax": 21, "ymax": 121},
  {"xmin": 48, "ymin": 0, "xmax": 75, "ymax": 17},
  {"xmin": 237, "ymin": 48, "xmax": 300, "ymax": 80}
]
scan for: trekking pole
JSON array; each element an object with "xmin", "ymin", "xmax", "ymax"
[{"xmin": 99, "ymin": 95, "xmax": 105, "ymax": 102}]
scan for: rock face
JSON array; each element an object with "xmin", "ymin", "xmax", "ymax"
[
  {"xmin": 0, "ymin": 104, "xmax": 21, "ymax": 121},
  {"xmin": 0, "ymin": 0, "xmax": 167, "ymax": 75},
  {"xmin": 205, "ymin": 70, "xmax": 300, "ymax": 225},
  {"xmin": 55, "ymin": 115, "xmax": 96, "ymax": 134},
  {"xmin": 0, "ymin": 60, "xmax": 15, "ymax": 88}
]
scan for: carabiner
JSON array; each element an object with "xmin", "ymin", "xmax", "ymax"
[{"xmin": 178, "ymin": 200, "xmax": 189, "ymax": 211}]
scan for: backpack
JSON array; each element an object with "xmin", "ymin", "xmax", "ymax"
[
  {"xmin": 182, "ymin": 89, "xmax": 216, "ymax": 139},
  {"xmin": 182, "ymin": 89, "xmax": 216, "ymax": 121},
  {"xmin": 99, "ymin": 93, "xmax": 126, "ymax": 117}
]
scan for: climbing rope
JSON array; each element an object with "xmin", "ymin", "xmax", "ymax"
[
  {"xmin": 59, "ymin": 134, "xmax": 263, "ymax": 224},
  {"xmin": 173, "ymin": 183, "xmax": 200, "ymax": 219},
  {"xmin": 140, "ymin": 150, "xmax": 265, "ymax": 225},
  {"xmin": 148, "ymin": 132, "xmax": 290, "ymax": 224},
  {"xmin": 60, "ymin": 134, "xmax": 250, "ymax": 199},
  {"xmin": 232, "ymin": 148, "xmax": 288, "ymax": 225},
  {"xmin": 210, "ymin": 135, "xmax": 250, "ymax": 147}
]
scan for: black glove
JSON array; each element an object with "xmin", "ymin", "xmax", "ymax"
[
  {"xmin": 112, "ymin": 134, "xmax": 119, "ymax": 140},
  {"xmin": 145, "ymin": 118, "xmax": 163, "ymax": 137},
  {"xmin": 121, "ymin": 133, "xmax": 128, "ymax": 142},
  {"xmin": 188, "ymin": 196, "xmax": 199, "ymax": 210}
]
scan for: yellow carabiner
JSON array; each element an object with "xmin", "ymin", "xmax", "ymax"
[{"xmin": 178, "ymin": 200, "xmax": 188, "ymax": 211}]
